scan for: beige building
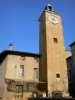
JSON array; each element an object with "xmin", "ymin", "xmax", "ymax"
[
  {"xmin": 0, "ymin": 44, "xmax": 40, "ymax": 100},
  {"xmin": 39, "ymin": 4, "xmax": 68, "ymax": 96},
  {"xmin": 0, "ymin": 4, "xmax": 69, "ymax": 100}
]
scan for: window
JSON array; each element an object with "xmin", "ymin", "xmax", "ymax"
[
  {"xmin": 20, "ymin": 56, "xmax": 25, "ymax": 60},
  {"xmin": 56, "ymin": 73, "xmax": 60, "ymax": 78},
  {"xmin": 34, "ymin": 68, "xmax": 38, "ymax": 80},
  {"xmin": 20, "ymin": 65, "xmax": 24, "ymax": 76},
  {"xmin": 53, "ymin": 38, "xmax": 58, "ymax": 43},
  {"xmin": 15, "ymin": 85, "xmax": 23, "ymax": 98}
]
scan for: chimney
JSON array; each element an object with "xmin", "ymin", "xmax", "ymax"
[{"xmin": 9, "ymin": 43, "xmax": 13, "ymax": 50}]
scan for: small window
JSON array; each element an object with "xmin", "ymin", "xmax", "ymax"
[
  {"xmin": 34, "ymin": 68, "xmax": 38, "ymax": 80},
  {"xmin": 20, "ymin": 56, "xmax": 25, "ymax": 60},
  {"xmin": 20, "ymin": 65, "xmax": 24, "ymax": 76},
  {"xmin": 56, "ymin": 73, "xmax": 60, "ymax": 78},
  {"xmin": 53, "ymin": 38, "xmax": 58, "ymax": 43}
]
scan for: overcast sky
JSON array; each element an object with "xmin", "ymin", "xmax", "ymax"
[{"xmin": 0, "ymin": 0, "xmax": 75, "ymax": 53}]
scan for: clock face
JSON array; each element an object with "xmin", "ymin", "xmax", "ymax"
[{"xmin": 49, "ymin": 15, "xmax": 59, "ymax": 24}]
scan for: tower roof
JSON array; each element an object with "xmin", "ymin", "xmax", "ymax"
[
  {"xmin": 45, "ymin": 4, "xmax": 53, "ymax": 11},
  {"xmin": 38, "ymin": 4, "xmax": 61, "ymax": 21}
]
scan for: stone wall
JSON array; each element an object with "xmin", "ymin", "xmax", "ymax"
[
  {"xmin": 39, "ymin": 8, "xmax": 68, "ymax": 95},
  {"xmin": 2, "ymin": 91, "xmax": 32, "ymax": 100}
]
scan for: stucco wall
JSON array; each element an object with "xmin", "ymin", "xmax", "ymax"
[
  {"xmin": 0, "ymin": 56, "xmax": 8, "ymax": 97},
  {"xmin": 5, "ymin": 54, "xmax": 39, "ymax": 81}
]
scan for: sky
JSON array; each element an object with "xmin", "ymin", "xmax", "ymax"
[{"xmin": 0, "ymin": 0, "xmax": 75, "ymax": 53}]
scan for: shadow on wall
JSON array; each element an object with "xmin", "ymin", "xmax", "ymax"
[{"xmin": 0, "ymin": 97, "xmax": 2, "ymax": 100}]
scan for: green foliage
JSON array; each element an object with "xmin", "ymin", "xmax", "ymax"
[
  {"xmin": 33, "ymin": 90, "xmax": 41, "ymax": 94},
  {"xmin": 52, "ymin": 90, "xmax": 63, "ymax": 93}
]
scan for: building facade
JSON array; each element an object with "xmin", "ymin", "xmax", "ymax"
[
  {"xmin": 66, "ymin": 42, "xmax": 75, "ymax": 97},
  {"xmin": 0, "ymin": 50, "xmax": 40, "ymax": 100},
  {"xmin": 39, "ymin": 4, "xmax": 68, "ymax": 96},
  {"xmin": 66, "ymin": 50, "xmax": 73, "ymax": 96},
  {"xmin": 0, "ymin": 4, "xmax": 69, "ymax": 100}
]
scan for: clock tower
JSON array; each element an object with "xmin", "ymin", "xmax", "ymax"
[{"xmin": 39, "ymin": 4, "xmax": 68, "ymax": 96}]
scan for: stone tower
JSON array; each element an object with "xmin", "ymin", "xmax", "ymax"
[{"xmin": 39, "ymin": 4, "xmax": 68, "ymax": 96}]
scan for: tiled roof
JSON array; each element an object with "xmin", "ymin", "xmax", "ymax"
[{"xmin": 0, "ymin": 50, "xmax": 41, "ymax": 62}]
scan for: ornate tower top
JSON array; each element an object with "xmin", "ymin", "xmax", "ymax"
[{"xmin": 45, "ymin": 4, "xmax": 53, "ymax": 11}]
